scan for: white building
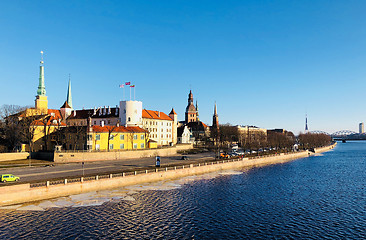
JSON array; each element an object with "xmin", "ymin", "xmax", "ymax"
[
  {"xmin": 141, "ymin": 108, "xmax": 177, "ymax": 146},
  {"xmin": 119, "ymin": 100, "xmax": 143, "ymax": 126},
  {"xmin": 359, "ymin": 122, "xmax": 364, "ymax": 134},
  {"xmin": 177, "ymin": 125, "xmax": 194, "ymax": 144}
]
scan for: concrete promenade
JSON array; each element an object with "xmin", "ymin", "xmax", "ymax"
[{"xmin": 0, "ymin": 143, "xmax": 336, "ymax": 207}]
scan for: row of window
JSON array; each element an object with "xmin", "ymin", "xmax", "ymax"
[
  {"xmin": 144, "ymin": 121, "xmax": 172, "ymax": 126},
  {"xmin": 108, "ymin": 143, "xmax": 145, "ymax": 150},
  {"xmin": 93, "ymin": 120, "xmax": 112, "ymax": 125},
  {"xmin": 149, "ymin": 134, "xmax": 171, "ymax": 139},
  {"xmin": 147, "ymin": 128, "xmax": 172, "ymax": 133},
  {"xmin": 95, "ymin": 134, "xmax": 144, "ymax": 141}
]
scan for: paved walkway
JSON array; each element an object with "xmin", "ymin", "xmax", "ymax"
[{"xmin": 0, "ymin": 152, "xmax": 216, "ymax": 184}]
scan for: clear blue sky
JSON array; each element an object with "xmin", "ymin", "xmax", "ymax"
[{"xmin": 1, "ymin": 0, "xmax": 366, "ymax": 134}]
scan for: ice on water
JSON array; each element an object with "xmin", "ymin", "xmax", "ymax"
[{"xmin": 11, "ymin": 169, "xmax": 243, "ymax": 211}]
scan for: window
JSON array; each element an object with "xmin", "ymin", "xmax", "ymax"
[
  {"xmin": 109, "ymin": 144, "xmax": 114, "ymax": 150},
  {"xmin": 120, "ymin": 144, "xmax": 124, "ymax": 149},
  {"xmin": 128, "ymin": 117, "xmax": 131, "ymax": 122},
  {"xmin": 96, "ymin": 134, "xmax": 100, "ymax": 140},
  {"xmin": 94, "ymin": 121, "xmax": 96, "ymax": 125},
  {"xmin": 133, "ymin": 143, "xmax": 137, "ymax": 149},
  {"xmin": 141, "ymin": 143, "xmax": 145, "ymax": 148},
  {"xmin": 120, "ymin": 134, "xmax": 124, "ymax": 140},
  {"xmin": 133, "ymin": 134, "xmax": 137, "ymax": 140},
  {"xmin": 108, "ymin": 120, "xmax": 110, "ymax": 124},
  {"xmin": 141, "ymin": 135, "xmax": 144, "ymax": 140}
]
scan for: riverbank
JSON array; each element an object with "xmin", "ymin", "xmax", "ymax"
[{"xmin": 0, "ymin": 143, "xmax": 336, "ymax": 207}]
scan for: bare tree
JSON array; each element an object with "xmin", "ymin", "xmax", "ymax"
[
  {"xmin": 0, "ymin": 104, "xmax": 28, "ymax": 151},
  {"xmin": 106, "ymin": 125, "xmax": 119, "ymax": 151}
]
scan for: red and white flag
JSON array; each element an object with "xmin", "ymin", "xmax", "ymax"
[
  {"xmin": 125, "ymin": 82, "xmax": 131, "ymax": 85},
  {"xmin": 119, "ymin": 84, "xmax": 124, "ymax": 88},
  {"xmin": 130, "ymin": 85, "xmax": 135, "ymax": 88}
]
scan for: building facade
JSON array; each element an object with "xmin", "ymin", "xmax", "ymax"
[
  {"xmin": 185, "ymin": 90, "xmax": 198, "ymax": 123},
  {"xmin": 67, "ymin": 101, "xmax": 177, "ymax": 147},
  {"xmin": 86, "ymin": 125, "xmax": 148, "ymax": 151},
  {"xmin": 359, "ymin": 122, "xmax": 364, "ymax": 134}
]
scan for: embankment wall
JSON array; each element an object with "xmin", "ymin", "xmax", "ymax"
[
  {"xmin": 0, "ymin": 143, "xmax": 336, "ymax": 206},
  {"xmin": 0, "ymin": 152, "xmax": 29, "ymax": 162},
  {"xmin": 54, "ymin": 144, "xmax": 193, "ymax": 163}
]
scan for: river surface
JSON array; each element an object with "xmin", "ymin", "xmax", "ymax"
[{"xmin": 0, "ymin": 142, "xmax": 365, "ymax": 239}]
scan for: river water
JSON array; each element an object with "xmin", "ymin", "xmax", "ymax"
[{"xmin": 0, "ymin": 142, "xmax": 365, "ymax": 239}]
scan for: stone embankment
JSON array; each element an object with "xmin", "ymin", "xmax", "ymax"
[
  {"xmin": 0, "ymin": 143, "xmax": 336, "ymax": 207},
  {"xmin": 0, "ymin": 152, "xmax": 29, "ymax": 162},
  {"xmin": 33, "ymin": 144, "xmax": 194, "ymax": 162}
]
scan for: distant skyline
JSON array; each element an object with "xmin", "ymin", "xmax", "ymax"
[{"xmin": 1, "ymin": 1, "xmax": 366, "ymax": 134}]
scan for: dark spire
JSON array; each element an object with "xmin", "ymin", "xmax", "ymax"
[{"xmin": 305, "ymin": 114, "xmax": 309, "ymax": 132}]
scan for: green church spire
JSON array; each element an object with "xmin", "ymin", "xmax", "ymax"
[
  {"xmin": 67, "ymin": 74, "xmax": 73, "ymax": 109},
  {"xmin": 37, "ymin": 51, "xmax": 46, "ymax": 96}
]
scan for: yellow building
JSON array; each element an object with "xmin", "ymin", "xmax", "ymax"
[{"xmin": 87, "ymin": 125, "xmax": 149, "ymax": 151}]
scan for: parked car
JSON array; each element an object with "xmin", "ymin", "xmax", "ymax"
[
  {"xmin": 1, "ymin": 174, "xmax": 20, "ymax": 183},
  {"xmin": 220, "ymin": 152, "xmax": 230, "ymax": 159},
  {"xmin": 181, "ymin": 155, "xmax": 189, "ymax": 160}
]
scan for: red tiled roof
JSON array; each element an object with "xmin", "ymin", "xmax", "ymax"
[
  {"xmin": 142, "ymin": 109, "xmax": 172, "ymax": 121},
  {"xmin": 92, "ymin": 125, "xmax": 148, "ymax": 133},
  {"xmin": 48, "ymin": 109, "xmax": 62, "ymax": 119}
]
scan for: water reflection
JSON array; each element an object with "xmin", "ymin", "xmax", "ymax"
[{"xmin": 0, "ymin": 143, "xmax": 365, "ymax": 239}]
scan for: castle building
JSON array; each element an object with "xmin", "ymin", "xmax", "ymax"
[
  {"xmin": 67, "ymin": 100, "xmax": 178, "ymax": 147},
  {"xmin": 17, "ymin": 52, "xmax": 179, "ymax": 152}
]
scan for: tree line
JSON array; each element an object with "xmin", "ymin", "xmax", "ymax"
[{"xmin": 214, "ymin": 124, "xmax": 332, "ymax": 152}]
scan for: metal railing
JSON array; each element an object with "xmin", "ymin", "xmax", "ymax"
[{"xmin": 29, "ymin": 149, "xmax": 311, "ymax": 189}]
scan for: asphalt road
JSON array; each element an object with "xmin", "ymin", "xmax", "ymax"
[{"xmin": 0, "ymin": 152, "xmax": 216, "ymax": 184}]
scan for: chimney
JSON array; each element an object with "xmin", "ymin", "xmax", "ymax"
[
  {"xmin": 158, "ymin": 112, "xmax": 160, "ymax": 117},
  {"xmin": 115, "ymin": 105, "xmax": 119, "ymax": 115},
  {"xmin": 116, "ymin": 121, "xmax": 120, "ymax": 127},
  {"xmin": 99, "ymin": 107, "xmax": 102, "ymax": 116},
  {"xmin": 93, "ymin": 107, "xmax": 96, "ymax": 115},
  {"xmin": 101, "ymin": 120, "xmax": 104, "ymax": 127},
  {"xmin": 108, "ymin": 106, "xmax": 111, "ymax": 115},
  {"xmin": 73, "ymin": 110, "xmax": 76, "ymax": 117}
]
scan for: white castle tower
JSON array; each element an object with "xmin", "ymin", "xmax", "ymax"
[{"xmin": 119, "ymin": 100, "xmax": 142, "ymax": 126}]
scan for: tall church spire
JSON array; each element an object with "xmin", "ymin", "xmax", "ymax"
[
  {"xmin": 305, "ymin": 114, "xmax": 309, "ymax": 132},
  {"xmin": 67, "ymin": 74, "xmax": 73, "ymax": 109},
  {"xmin": 213, "ymin": 102, "xmax": 219, "ymax": 128},
  {"xmin": 37, "ymin": 51, "xmax": 46, "ymax": 96},
  {"xmin": 196, "ymin": 100, "xmax": 199, "ymax": 121}
]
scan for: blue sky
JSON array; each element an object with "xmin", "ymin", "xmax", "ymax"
[{"xmin": 1, "ymin": 0, "xmax": 366, "ymax": 134}]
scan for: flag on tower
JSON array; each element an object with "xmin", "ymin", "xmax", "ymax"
[
  {"xmin": 130, "ymin": 85, "xmax": 135, "ymax": 88},
  {"xmin": 125, "ymin": 82, "xmax": 131, "ymax": 85},
  {"xmin": 119, "ymin": 84, "xmax": 124, "ymax": 88}
]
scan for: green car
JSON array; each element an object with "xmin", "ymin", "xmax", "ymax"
[{"xmin": 1, "ymin": 174, "xmax": 20, "ymax": 183}]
